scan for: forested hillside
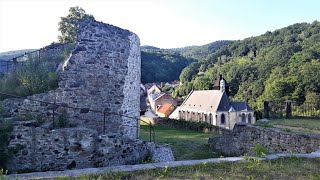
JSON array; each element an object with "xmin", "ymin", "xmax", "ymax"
[
  {"xmin": 174, "ymin": 21, "xmax": 320, "ymax": 111},
  {"xmin": 170, "ymin": 40, "xmax": 232, "ymax": 60},
  {"xmin": 141, "ymin": 41, "xmax": 231, "ymax": 83},
  {"xmin": 141, "ymin": 49, "xmax": 195, "ymax": 83}
]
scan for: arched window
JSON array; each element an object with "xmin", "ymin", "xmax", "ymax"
[
  {"xmin": 209, "ymin": 114, "xmax": 212, "ymax": 125},
  {"xmin": 204, "ymin": 114, "xmax": 207, "ymax": 123},
  {"xmin": 248, "ymin": 113, "xmax": 252, "ymax": 124},
  {"xmin": 241, "ymin": 113, "xmax": 246, "ymax": 122},
  {"xmin": 221, "ymin": 113, "xmax": 225, "ymax": 124}
]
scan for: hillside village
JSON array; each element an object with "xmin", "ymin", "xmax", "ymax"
[
  {"xmin": 142, "ymin": 75, "xmax": 255, "ymax": 129},
  {"xmin": 0, "ymin": 4, "xmax": 320, "ymax": 179}
]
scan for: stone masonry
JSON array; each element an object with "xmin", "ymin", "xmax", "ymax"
[
  {"xmin": 58, "ymin": 18, "xmax": 141, "ymax": 140},
  {"xmin": 209, "ymin": 123, "xmax": 320, "ymax": 156},
  {"xmin": 2, "ymin": 17, "xmax": 147, "ymax": 173},
  {"xmin": 7, "ymin": 121, "xmax": 151, "ymax": 173}
]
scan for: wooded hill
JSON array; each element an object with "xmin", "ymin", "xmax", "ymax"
[
  {"xmin": 141, "ymin": 49, "xmax": 195, "ymax": 83},
  {"xmin": 141, "ymin": 41, "xmax": 231, "ymax": 83},
  {"xmin": 174, "ymin": 21, "xmax": 320, "ymax": 111},
  {"xmin": 169, "ymin": 40, "xmax": 232, "ymax": 60}
]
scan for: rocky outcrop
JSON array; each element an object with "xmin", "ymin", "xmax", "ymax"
[{"xmin": 209, "ymin": 123, "xmax": 320, "ymax": 156}]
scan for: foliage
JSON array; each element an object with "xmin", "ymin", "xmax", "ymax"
[
  {"xmin": 0, "ymin": 122, "xmax": 13, "ymax": 171},
  {"xmin": 141, "ymin": 41, "xmax": 229, "ymax": 83},
  {"xmin": 58, "ymin": 6, "xmax": 94, "ymax": 43},
  {"xmin": 169, "ymin": 40, "xmax": 233, "ymax": 60},
  {"xmin": 254, "ymin": 144, "xmax": 269, "ymax": 157},
  {"xmin": 0, "ymin": 58, "xmax": 59, "ymax": 100},
  {"xmin": 0, "ymin": 169, "xmax": 8, "ymax": 180},
  {"xmin": 0, "ymin": 42, "xmax": 73, "ymax": 100},
  {"xmin": 55, "ymin": 109, "xmax": 70, "ymax": 128},
  {"xmin": 141, "ymin": 49, "xmax": 195, "ymax": 83},
  {"xmin": 175, "ymin": 21, "xmax": 320, "ymax": 111},
  {"xmin": 244, "ymin": 156, "xmax": 262, "ymax": 170}
]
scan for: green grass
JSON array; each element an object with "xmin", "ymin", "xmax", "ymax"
[
  {"xmin": 59, "ymin": 157, "xmax": 320, "ymax": 180},
  {"xmin": 256, "ymin": 118, "xmax": 320, "ymax": 133},
  {"xmin": 140, "ymin": 122, "xmax": 221, "ymax": 160}
]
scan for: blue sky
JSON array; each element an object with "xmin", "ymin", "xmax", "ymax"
[{"xmin": 0, "ymin": 0, "xmax": 319, "ymax": 52}]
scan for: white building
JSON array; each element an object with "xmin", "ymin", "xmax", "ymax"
[{"xmin": 173, "ymin": 75, "xmax": 255, "ymax": 129}]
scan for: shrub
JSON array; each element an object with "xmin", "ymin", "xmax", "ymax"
[
  {"xmin": 255, "ymin": 144, "xmax": 269, "ymax": 157},
  {"xmin": 55, "ymin": 109, "xmax": 69, "ymax": 128},
  {"xmin": 0, "ymin": 45, "xmax": 67, "ymax": 100}
]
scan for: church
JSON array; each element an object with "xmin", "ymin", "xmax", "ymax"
[{"xmin": 176, "ymin": 75, "xmax": 255, "ymax": 129}]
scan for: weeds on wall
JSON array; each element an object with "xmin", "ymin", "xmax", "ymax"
[
  {"xmin": 0, "ymin": 168, "xmax": 8, "ymax": 180},
  {"xmin": 0, "ymin": 122, "xmax": 13, "ymax": 171},
  {"xmin": 0, "ymin": 60, "xmax": 59, "ymax": 100},
  {"xmin": 55, "ymin": 109, "xmax": 70, "ymax": 128},
  {"xmin": 0, "ymin": 43, "xmax": 75, "ymax": 100},
  {"xmin": 255, "ymin": 144, "xmax": 269, "ymax": 157}
]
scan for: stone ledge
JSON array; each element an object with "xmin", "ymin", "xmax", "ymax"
[{"xmin": 7, "ymin": 151, "xmax": 320, "ymax": 180}]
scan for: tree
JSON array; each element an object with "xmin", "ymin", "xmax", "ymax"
[
  {"xmin": 58, "ymin": 6, "xmax": 94, "ymax": 43},
  {"xmin": 193, "ymin": 76, "xmax": 212, "ymax": 90}
]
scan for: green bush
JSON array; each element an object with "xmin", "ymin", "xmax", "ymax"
[
  {"xmin": 55, "ymin": 109, "xmax": 69, "ymax": 128},
  {"xmin": 0, "ymin": 58, "xmax": 60, "ymax": 100},
  {"xmin": 255, "ymin": 144, "xmax": 269, "ymax": 157}
]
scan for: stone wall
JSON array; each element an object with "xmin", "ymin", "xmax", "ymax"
[
  {"xmin": 40, "ymin": 42, "xmax": 71, "ymax": 63},
  {"xmin": 4, "ymin": 17, "xmax": 141, "ymax": 140},
  {"xmin": 7, "ymin": 121, "xmax": 150, "ymax": 173},
  {"xmin": 2, "ymin": 17, "xmax": 144, "ymax": 173},
  {"xmin": 209, "ymin": 123, "xmax": 320, "ymax": 156},
  {"xmin": 57, "ymin": 18, "xmax": 141, "ymax": 140}
]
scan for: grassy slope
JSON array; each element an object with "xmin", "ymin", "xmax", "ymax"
[
  {"xmin": 256, "ymin": 118, "xmax": 320, "ymax": 133},
  {"xmin": 71, "ymin": 157, "xmax": 320, "ymax": 180},
  {"xmin": 140, "ymin": 122, "xmax": 220, "ymax": 160}
]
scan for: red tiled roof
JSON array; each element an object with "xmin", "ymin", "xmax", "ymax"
[{"xmin": 157, "ymin": 103, "xmax": 175, "ymax": 116}]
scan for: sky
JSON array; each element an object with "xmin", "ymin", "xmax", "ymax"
[{"xmin": 0, "ymin": 0, "xmax": 319, "ymax": 52}]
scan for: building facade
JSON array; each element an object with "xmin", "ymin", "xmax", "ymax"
[{"xmin": 177, "ymin": 76, "xmax": 255, "ymax": 129}]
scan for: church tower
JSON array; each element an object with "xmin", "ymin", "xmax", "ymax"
[
  {"xmin": 212, "ymin": 74, "xmax": 230, "ymax": 94},
  {"xmin": 220, "ymin": 79, "xmax": 225, "ymax": 93}
]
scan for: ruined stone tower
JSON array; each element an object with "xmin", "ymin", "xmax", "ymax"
[
  {"xmin": 3, "ymin": 18, "xmax": 149, "ymax": 173},
  {"xmin": 58, "ymin": 18, "xmax": 141, "ymax": 140}
]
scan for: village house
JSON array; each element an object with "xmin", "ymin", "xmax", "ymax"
[
  {"xmin": 156, "ymin": 103, "xmax": 176, "ymax": 117},
  {"xmin": 173, "ymin": 75, "xmax": 255, "ymax": 129},
  {"xmin": 147, "ymin": 84, "xmax": 177, "ymax": 115}
]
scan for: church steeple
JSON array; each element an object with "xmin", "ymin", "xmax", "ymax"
[
  {"xmin": 213, "ymin": 74, "xmax": 230, "ymax": 94},
  {"xmin": 220, "ymin": 78, "xmax": 225, "ymax": 93}
]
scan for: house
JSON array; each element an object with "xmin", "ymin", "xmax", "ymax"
[
  {"xmin": 174, "ymin": 75, "xmax": 255, "ymax": 129},
  {"xmin": 150, "ymin": 93, "xmax": 177, "ymax": 112},
  {"xmin": 156, "ymin": 103, "xmax": 176, "ymax": 117},
  {"xmin": 147, "ymin": 84, "xmax": 162, "ymax": 107},
  {"xmin": 147, "ymin": 84, "xmax": 177, "ymax": 113}
]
